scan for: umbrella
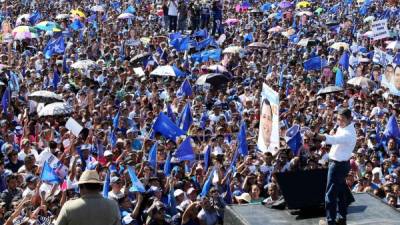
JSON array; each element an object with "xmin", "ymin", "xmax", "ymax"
[
  {"xmin": 195, "ymin": 73, "xmax": 231, "ymax": 86},
  {"xmin": 267, "ymin": 13, "xmax": 278, "ymax": 19},
  {"xmin": 38, "ymin": 102, "xmax": 73, "ymax": 117},
  {"xmin": 28, "ymin": 90, "xmax": 64, "ymax": 104},
  {"xmin": 71, "ymin": 9, "xmax": 86, "ymax": 18},
  {"xmin": 118, "ymin": 13, "xmax": 135, "ymax": 19},
  {"xmin": 386, "ymin": 41, "xmax": 400, "ymax": 50},
  {"xmin": 207, "ymin": 65, "xmax": 230, "ymax": 74},
  {"xmin": 363, "ymin": 16, "xmax": 375, "ymax": 23},
  {"xmin": 12, "ymin": 26, "xmax": 38, "ymax": 40},
  {"xmin": 325, "ymin": 20, "xmax": 339, "ymax": 26},
  {"xmin": 296, "ymin": 1, "xmax": 311, "ymax": 8},
  {"xmin": 347, "ymin": 77, "xmax": 375, "ymax": 88},
  {"xmin": 314, "ymin": 7, "xmax": 323, "ymax": 15},
  {"xmin": 330, "ymin": 42, "xmax": 349, "ymax": 50},
  {"xmin": 224, "ymin": 18, "xmax": 240, "ymax": 25},
  {"xmin": 296, "ymin": 11, "xmax": 313, "ymax": 16},
  {"xmin": 279, "ymin": 1, "xmax": 292, "ymax": 9},
  {"xmin": 35, "ymin": 21, "xmax": 62, "ymax": 32},
  {"xmin": 150, "ymin": 65, "xmax": 185, "ymax": 77},
  {"xmin": 223, "ymin": 46, "xmax": 243, "ymax": 54},
  {"xmin": 297, "ymin": 38, "xmax": 310, "ymax": 47},
  {"xmin": 56, "ymin": 14, "xmax": 70, "ymax": 20},
  {"xmin": 317, "ymin": 86, "xmax": 344, "ymax": 95},
  {"xmin": 282, "ymin": 28, "xmax": 296, "ymax": 37},
  {"xmin": 363, "ymin": 31, "xmax": 374, "ymax": 38},
  {"xmin": 130, "ymin": 53, "xmax": 151, "ymax": 65},
  {"xmin": 16, "ymin": 14, "xmax": 30, "ymax": 26},
  {"xmin": 91, "ymin": 5, "xmax": 105, "ymax": 12},
  {"xmin": 247, "ymin": 42, "xmax": 268, "ymax": 49},
  {"xmin": 71, "ymin": 59, "xmax": 98, "ymax": 70},
  {"xmin": 268, "ymin": 26, "xmax": 283, "ymax": 33}
]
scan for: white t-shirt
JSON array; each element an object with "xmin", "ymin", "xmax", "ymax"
[{"xmin": 168, "ymin": 0, "xmax": 178, "ymax": 16}]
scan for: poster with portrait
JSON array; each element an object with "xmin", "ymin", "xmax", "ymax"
[
  {"xmin": 381, "ymin": 63, "xmax": 400, "ymax": 96},
  {"xmin": 258, "ymin": 83, "xmax": 279, "ymax": 154}
]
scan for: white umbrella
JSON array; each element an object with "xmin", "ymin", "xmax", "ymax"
[
  {"xmin": 296, "ymin": 11, "xmax": 313, "ymax": 16},
  {"xmin": 317, "ymin": 86, "xmax": 344, "ymax": 95},
  {"xmin": 150, "ymin": 65, "xmax": 185, "ymax": 77},
  {"xmin": 28, "ymin": 90, "xmax": 63, "ymax": 103},
  {"xmin": 207, "ymin": 65, "xmax": 228, "ymax": 73},
  {"xmin": 330, "ymin": 42, "xmax": 349, "ymax": 50},
  {"xmin": 71, "ymin": 59, "xmax": 98, "ymax": 69},
  {"xmin": 363, "ymin": 16, "xmax": 375, "ymax": 23},
  {"xmin": 222, "ymin": 46, "xmax": 243, "ymax": 54},
  {"xmin": 16, "ymin": 14, "xmax": 31, "ymax": 26},
  {"xmin": 347, "ymin": 77, "xmax": 375, "ymax": 88},
  {"xmin": 386, "ymin": 41, "xmax": 400, "ymax": 50},
  {"xmin": 118, "ymin": 13, "xmax": 135, "ymax": 19},
  {"xmin": 56, "ymin": 14, "xmax": 70, "ymax": 20},
  {"xmin": 91, "ymin": 5, "xmax": 105, "ymax": 12},
  {"xmin": 38, "ymin": 102, "xmax": 73, "ymax": 117}
]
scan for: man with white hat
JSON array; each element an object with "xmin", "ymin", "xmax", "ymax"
[{"xmin": 55, "ymin": 170, "xmax": 121, "ymax": 225}]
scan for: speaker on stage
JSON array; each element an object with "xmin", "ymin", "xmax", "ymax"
[{"xmin": 275, "ymin": 169, "xmax": 328, "ymax": 209}]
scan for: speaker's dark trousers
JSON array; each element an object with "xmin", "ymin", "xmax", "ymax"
[{"xmin": 326, "ymin": 160, "xmax": 351, "ymax": 225}]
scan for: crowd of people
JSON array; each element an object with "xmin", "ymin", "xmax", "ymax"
[{"xmin": 0, "ymin": 0, "xmax": 399, "ymax": 224}]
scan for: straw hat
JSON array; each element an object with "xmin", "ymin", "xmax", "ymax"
[{"xmin": 77, "ymin": 170, "xmax": 103, "ymax": 185}]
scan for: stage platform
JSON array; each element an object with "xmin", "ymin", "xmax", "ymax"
[{"xmin": 224, "ymin": 193, "xmax": 400, "ymax": 225}]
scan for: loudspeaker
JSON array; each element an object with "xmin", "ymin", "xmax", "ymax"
[{"xmin": 275, "ymin": 169, "xmax": 328, "ymax": 209}]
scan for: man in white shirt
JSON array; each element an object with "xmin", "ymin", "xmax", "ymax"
[
  {"xmin": 168, "ymin": 0, "xmax": 178, "ymax": 31},
  {"xmin": 306, "ymin": 108, "xmax": 356, "ymax": 225}
]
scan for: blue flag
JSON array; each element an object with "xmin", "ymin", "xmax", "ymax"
[
  {"xmin": 393, "ymin": 53, "xmax": 400, "ymax": 65},
  {"xmin": 191, "ymin": 49, "xmax": 222, "ymax": 63},
  {"xmin": 153, "ymin": 113, "xmax": 186, "ymax": 141},
  {"xmin": 286, "ymin": 125, "xmax": 302, "ymax": 155},
  {"xmin": 167, "ymin": 104, "xmax": 176, "ymax": 123},
  {"xmin": 195, "ymin": 37, "xmax": 214, "ymax": 51},
  {"xmin": 200, "ymin": 167, "xmax": 215, "ymax": 197},
  {"xmin": 335, "ymin": 68, "xmax": 344, "ymax": 88},
  {"xmin": 170, "ymin": 36, "xmax": 190, "ymax": 52},
  {"xmin": 112, "ymin": 110, "xmax": 120, "ymax": 129},
  {"xmin": 178, "ymin": 102, "xmax": 193, "ymax": 132},
  {"xmin": 44, "ymin": 36, "xmax": 65, "ymax": 59},
  {"xmin": 339, "ymin": 51, "xmax": 350, "ymax": 70},
  {"xmin": 109, "ymin": 130, "xmax": 117, "ymax": 147},
  {"xmin": 125, "ymin": 5, "xmax": 136, "ymax": 14},
  {"xmin": 169, "ymin": 32, "xmax": 182, "ymax": 40},
  {"xmin": 164, "ymin": 152, "xmax": 172, "ymax": 176},
  {"xmin": 224, "ymin": 177, "xmax": 232, "ymax": 204},
  {"xmin": 303, "ymin": 56, "xmax": 327, "ymax": 71},
  {"xmin": 40, "ymin": 161, "xmax": 62, "ymax": 184},
  {"xmin": 204, "ymin": 145, "xmax": 211, "ymax": 171},
  {"xmin": 148, "ymin": 142, "xmax": 158, "ymax": 171},
  {"xmin": 193, "ymin": 29, "xmax": 208, "ymax": 38},
  {"xmin": 328, "ymin": 3, "xmax": 340, "ymax": 14},
  {"xmin": 9, "ymin": 71, "xmax": 19, "ymax": 92},
  {"xmin": 70, "ymin": 19, "xmax": 84, "ymax": 31},
  {"xmin": 102, "ymin": 170, "xmax": 110, "ymax": 198},
  {"xmin": 237, "ymin": 122, "xmax": 248, "ymax": 156},
  {"xmin": 244, "ymin": 33, "xmax": 253, "ymax": 43},
  {"xmin": 200, "ymin": 111, "xmax": 208, "ymax": 129},
  {"xmin": 229, "ymin": 147, "xmax": 239, "ymax": 172},
  {"xmin": 384, "ymin": 115, "xmax": 400, "ymax": 139},
  {"xmin": 127, "ymin": 166, "xmax": 146, "ymax": 192},
  {"xmin": 261, "ymin": 3, "xmax": 271, "ymax": 12},
  {"xmin": 176, "ymin": 79, "xmax": 193, "ymax": 98},
  {"xmin": 175, "ymin": 136, "xmax": 195, "ymax": 161},
  {"xmin": 29, "ymin": 11, "xmax": 41, "ymax": 25},
  {"xmin": 53, "ymin": 71, "xmax": 60, "ymax": 90},
  {"xmin": 1, "ymin": 87, "xmax": 10, "ymax": 115}
]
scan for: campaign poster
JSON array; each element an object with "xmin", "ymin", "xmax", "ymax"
[{"xmin": 258, "ymin": 83, "xmax": 279, "ymax": 153}]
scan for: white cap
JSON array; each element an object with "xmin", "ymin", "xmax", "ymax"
[
  {"xmin": 187, "ymin": 187, "xmax": 196, "ymax": 195},
  {"xmin": 174, "ymin": 189, "xmax": 185, "ymax": 197},
  {"xmin": 104, "ymin": 150, "xmax": 113, "ymax": 157}
]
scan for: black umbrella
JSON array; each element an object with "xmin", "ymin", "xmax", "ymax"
[
  {"xmin": 195, "ymin": 73, "xmax": 231, "ymax": 86},
  {"xmin": 325, "ymin": 20, "xmax": 339, "ymax": 26},
  {"xmin": 130, "ymin": 52, "xmax": 151, "ymax": 65}
]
